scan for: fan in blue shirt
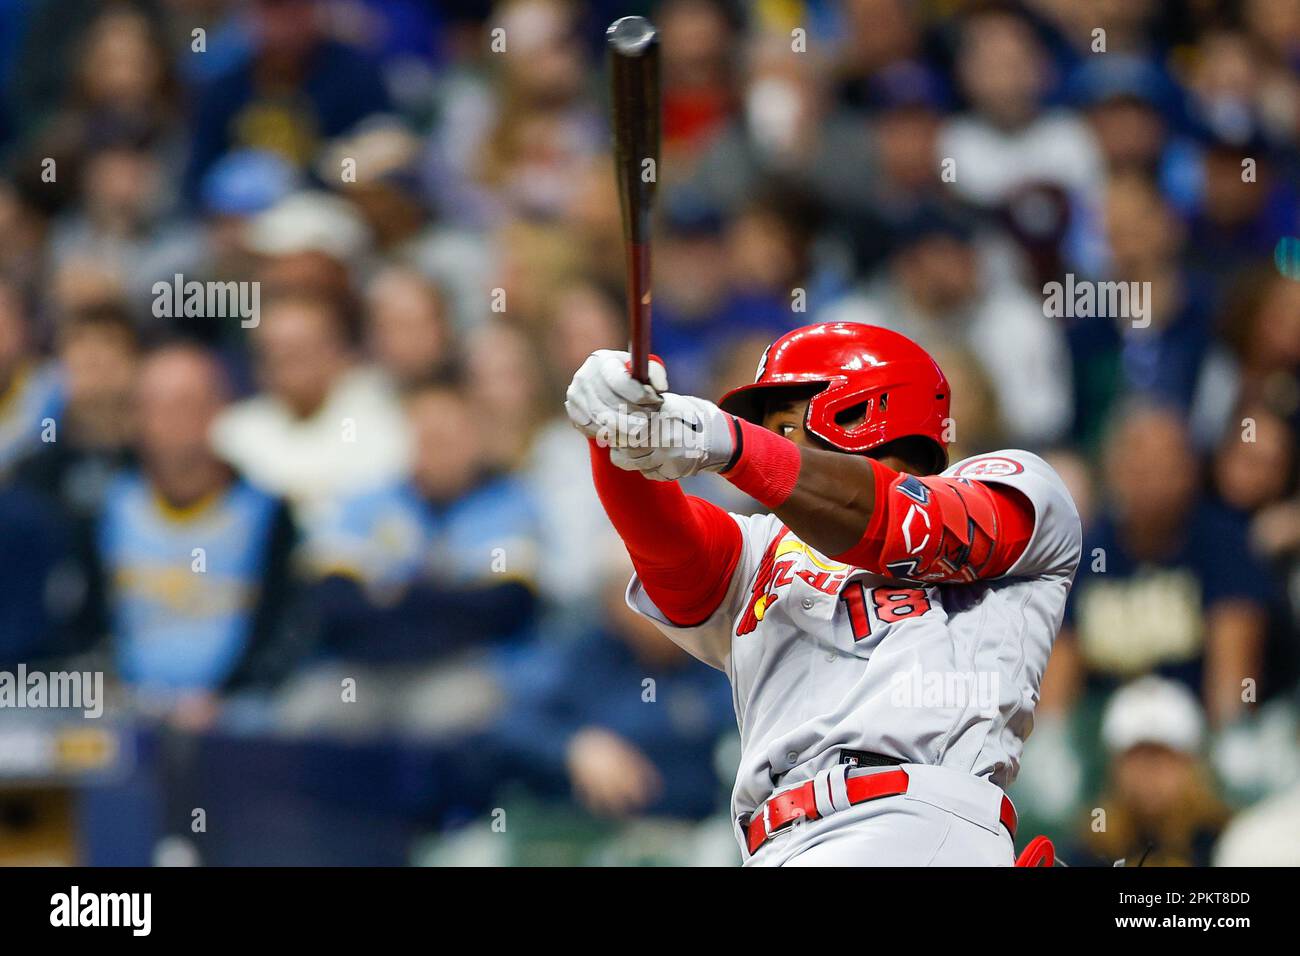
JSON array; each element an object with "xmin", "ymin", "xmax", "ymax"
[{"xmin": 305, "ymin": 380, "xmax": 541, "ymax": 663}]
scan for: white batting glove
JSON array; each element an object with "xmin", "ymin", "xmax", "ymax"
[
  {"xmin": 609, "ymin": 392, "xmax": 736, "ymax": 481},
  {"xmin": 565, "ymin": 349, "xmax": 667, "ymax": 442}
]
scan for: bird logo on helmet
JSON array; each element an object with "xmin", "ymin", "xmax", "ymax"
[{"xmin": 719, "ymin": 323, "xmax": 952, "ymax": 467}]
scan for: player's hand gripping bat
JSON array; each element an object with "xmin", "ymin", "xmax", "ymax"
[{"xmin": 607, "ymin": 16, "xmax": 661, "ymax": 385}]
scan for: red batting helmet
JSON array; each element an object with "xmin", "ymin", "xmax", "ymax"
[{"xmin": 719, "ymin": 322, "xmax": 951, "ymax": 465}]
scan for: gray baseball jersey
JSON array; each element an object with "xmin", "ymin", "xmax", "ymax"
[{"xmin": 626, "ymin": 449, "xmax": 1081, "ymax": 847}]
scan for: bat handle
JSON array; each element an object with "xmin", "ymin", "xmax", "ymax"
[{"xmin": 627, "ymin": 240, "xmax": 651, "ymax": 384}]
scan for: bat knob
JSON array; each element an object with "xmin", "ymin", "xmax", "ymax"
[{"xmin": 607, "ymin": 16, "xmax": 657, "ymax": 56}]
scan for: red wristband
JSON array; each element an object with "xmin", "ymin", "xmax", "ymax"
[{"xmin": 721, "ymin": 417, "xmax": 802, "ymax": 508}]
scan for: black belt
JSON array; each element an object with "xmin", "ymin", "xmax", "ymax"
[{"xmin": 839, "ymin": 749, "xmax": 904, "ymax": 768}]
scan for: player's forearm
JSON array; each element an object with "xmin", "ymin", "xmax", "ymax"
[
  {"xmin": 768, "ymin": 447, "xmax": 880, "ymax": 557},
  {"xmin": 719, "ymin": 418, "xmax": 880, "ymax": 558}
]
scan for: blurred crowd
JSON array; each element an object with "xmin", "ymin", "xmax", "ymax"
[{"xmin": 1, "ymin": 0, "xmax": 1299, "ymax": 865}]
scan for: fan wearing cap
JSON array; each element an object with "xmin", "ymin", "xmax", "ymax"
[
  {"xmin": 565, "ymin": 322, "xmax": 1082, "ymax": 866},
  {"xmin": 1078, "ymin": 677, "xmax": 1228, "ymax": 868}
]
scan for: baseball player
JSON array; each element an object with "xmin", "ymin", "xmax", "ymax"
[{"xmin": 565, "ymin": 322, "xmax": 1082, "ymax": 866}]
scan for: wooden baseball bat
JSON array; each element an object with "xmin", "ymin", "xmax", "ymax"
[{"xmin": 607, "ymin": 16, "xmax": 661, "ymax": 384}]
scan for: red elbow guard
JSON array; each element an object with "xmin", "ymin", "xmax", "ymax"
[{"xmin": 836, "ymin": 467, "xmax": 1033, "ymax": 582}]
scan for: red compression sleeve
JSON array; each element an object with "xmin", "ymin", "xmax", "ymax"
[
  {"xmin": 719, "ymin": 417, "xmax": 802, "ymax": 508},
  {"xmin": 589, "ymin": 440, "xmax": 742, "ymax": 626},
  {"xmin": 836, "ymin": 459, "xmax": 1036, "ymax": 581}
]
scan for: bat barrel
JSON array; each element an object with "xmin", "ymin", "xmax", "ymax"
[
  {"xmin": 607, "ymin": 17, "xmax": 660, "ymax": 244},
  {"xmin": 607, "ymin": 16, "xmax": 661, "ymax": 383}
]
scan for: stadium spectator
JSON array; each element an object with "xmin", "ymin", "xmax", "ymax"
[
  {"xmin": 487, "ymin": 217, "xmax": 587, "ymax": 330},
  {"xmin": 1184, "ymin": 29, "xmax": 1287, "ymax": 152},
  {"xmin": 184, "ymin": 0, "xmax": 392, "ymax": 196},
  {"xmin": 834, "ymin": 62, "xmax": 952, "ymax": 275},
  {"xmin": 0, "ymin": 479, "xmax": 76, "ymax": 667},
  {"xmin": 1213, "ymin": 403, "xmax": 1296, "ymax": 518},
  {"xmin": 1070, "ymin": 55, "xmax": 1181, "ymax": 178},
  {"xmin": 13, "ymin": 302, "xmax": 141, "ymax": 649},
  {"xmin": 820, "ymin": 205, "xmax": 1073, "ymax": 445},
  {"xmin": 1065, "ymin": 172, "xmax": 1213, "ymax": 445},
  {"xmin": 47, "ymin": 127, "xmax": 204, "ymax": 314},
  {"xmin": 834, "ymin": 0, "xmax": 928, "ymax": 115},
  {"xmin": 1075, "ymin": 676, "xmax": 1228, "ymax": 867},
  {"xmin": 1214, "ymin": 704, "xmax": 1300, "ymax": 866},
  {"xmin": 927, "ymin": 343, "xmax": 1005, "ymax": 460},
  {"xmin": 210, "ymin": 287, "xmax": 409, "ymax": 530},
  {"xmin": 1215, "ymin": 783, "xmax": 1300, "ymax": 866},
  {"xmin": 1054, "ymin": 403, "xmax": 1270, "ymax": 724},
  {"xmin": 725, "ymin": 185, "xmax": 838, "ymax": 326},
  {"xmin": 939, "ymin": 7, "xmax": 1104, "ymax": 210},
  {"xmin": 658, "ymin": 0, "xmax": 738, "ymax": 165},
  {"xmin": 464, "ymin": 319, "xmax": 546, "ymax": 470},
  {"xmin": 490, "ymin": 553, "xmax": 734, "ymax": 820},
  {"xmin": 177, "ymin": 148, "xmax": 302, "ymax": 354},
  {"xmin": 640, "ymin": 191, "xmax": 734, "ymax": 395},
  {"xmin": 363, "ymin": 265, "xmax": 455, "ymax": 389},
  {"xmin": 301, "ymin": 377, "xmax": 539, "ymax": 660},
  {"xmin": 281, "ymin": 377, "xmax": 540, "ymax": 736},
  {"xmin": 0, "ymin": 177, "xmax": 51, "ymax": 300},
  {"xmin": 1183, "ymin": 130, "xmax": 1298, "ymax": 314},
  {"xmin": 1191, "ymin": 270, "xmax": 1300, "ymax": 449},
  {"xmin": 1215, "ymin": 404, "xmax": 1300, "ymax": 696},
  {"xmin": 97, "ymin": 345, "xmax": 301, "ymax": 713},
  {"xmin": 0, "ymin": 278, "xmax": 62, "ymax": 474},
  {"xmin": 649, "ymin": 183, "xmax": 830, "ymax": 397},
  {"xmin": 323, "ymin": 119, "xmax": 492, "ymax": 331},
  {"xmin": 440, "ymin": 0, "xmax": 602, "ymax": 227},
  {"xmin": 8, "ymin": 0, "xmax": 179, "ymax": 147},
  {"xmin": 241, "ymin": 190, "xmax": 372, "ymax": 298},
  {"xmin": 687, "ymin": 30, "xmax": 869, "ymax": 216},
  {"xmin": 527, "ymin": 279, "xmax": 623, "ymax": 609}
]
